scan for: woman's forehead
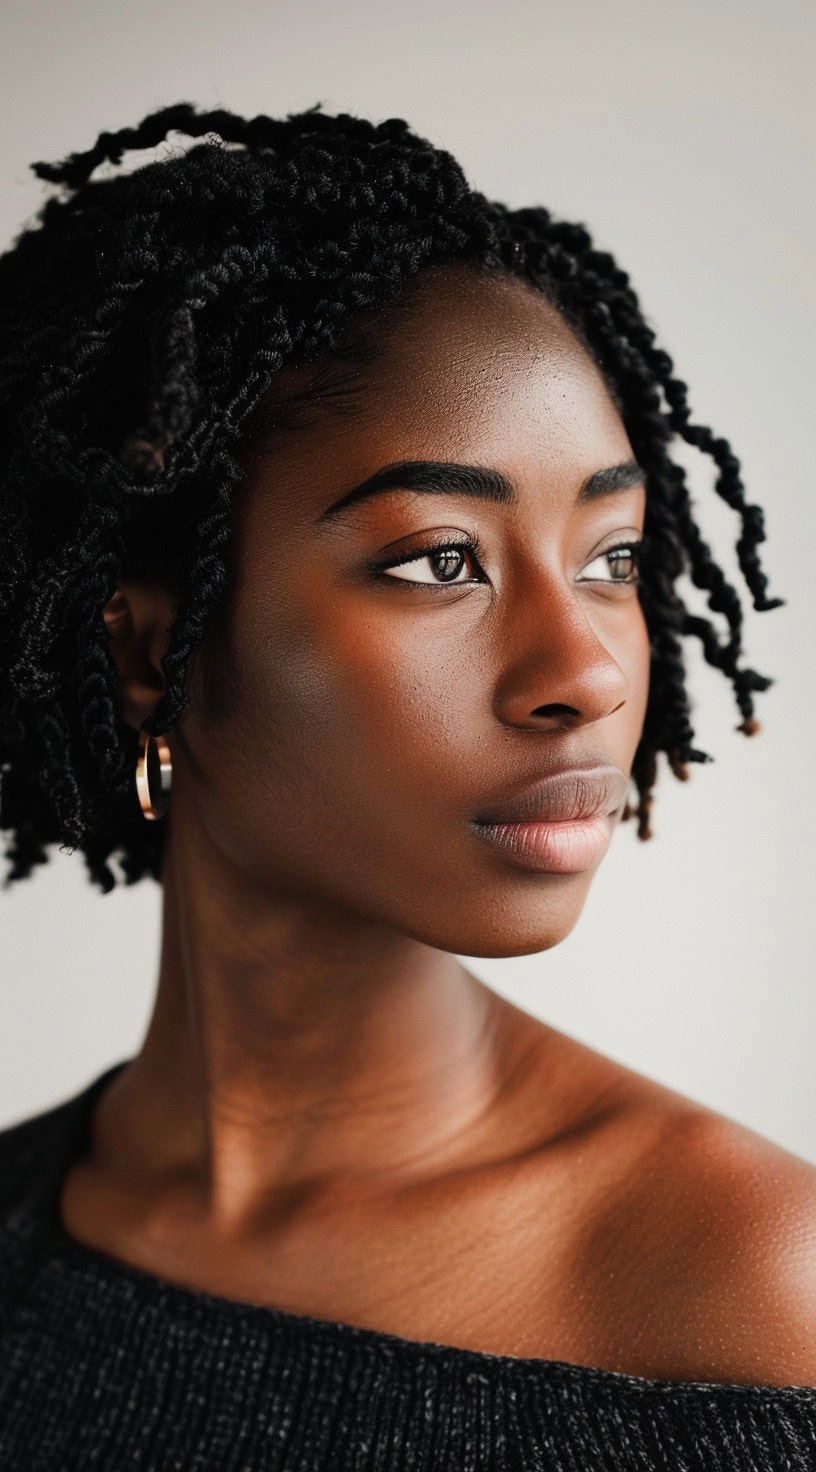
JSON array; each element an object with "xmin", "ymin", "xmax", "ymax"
[{"xmin": 239, "ymin": 267, "xmax": 626, "ymax": 487}]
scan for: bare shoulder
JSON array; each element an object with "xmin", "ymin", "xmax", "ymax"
[{"xmin": 575, "ymin": 1050, "xmax": 816, "ymax": 1388}]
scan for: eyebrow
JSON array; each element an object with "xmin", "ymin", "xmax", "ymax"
[{"xmin": 317, "ymin": 458, "xmax": 646, "ymax": 521}]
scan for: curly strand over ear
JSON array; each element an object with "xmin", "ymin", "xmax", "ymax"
[{"xmin": 0, "ymin": 100, "xmax": 784, "ymax": 890}]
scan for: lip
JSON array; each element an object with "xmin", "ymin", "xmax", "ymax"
[
  {"xmin": 470, "ymin": 813, "xmax": 614, "ymax": 874},
  {"xmin": 472, "ymin": 764, "xmax": 626, "ymax": 825},
  {"xmin": 469, "ymin": 763, "xmax": 626, "ymax": 876}
]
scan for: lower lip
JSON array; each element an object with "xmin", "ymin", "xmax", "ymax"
[{"xmin": 470, "ymin": 813, "xmax": 613, "ymax": 874}]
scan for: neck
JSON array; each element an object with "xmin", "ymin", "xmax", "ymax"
[{"xmin": 95, "ymin": 814, "xmax": 535, "ymax": 1232}]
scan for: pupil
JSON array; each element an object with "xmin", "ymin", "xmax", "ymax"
[
  {"xmin": 434, "ymin": 549, "xmax": 463, "ymax": 581},
  {"xmin": 610, "ymin": 551, "xmax": 634, "ymax": 580}
]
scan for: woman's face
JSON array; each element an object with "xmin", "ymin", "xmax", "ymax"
[{"xmin": 182, "ymin": 265, "xmax": 650, "ymax": 957}]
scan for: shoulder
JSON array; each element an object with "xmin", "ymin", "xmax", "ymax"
[
  {"xmin": 482, "ymin": 1009, "xmax": 816, "ymax": 1387},
  {"xmin": 583, "ymin": 1071, "xmax": 816, "ymax": 1389}
]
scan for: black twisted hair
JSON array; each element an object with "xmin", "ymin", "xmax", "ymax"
[{"xmin": 0, "ymin": 101, "xmax": 784, "ymax": 895}]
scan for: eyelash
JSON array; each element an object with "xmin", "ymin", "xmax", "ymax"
[
  {"xmin": 368, "ymin": 534, "xmax": 486, "ymax": 583},
  {"xmin": 368, "ymin": 535, "xmax": 644, "ymax": 587}
]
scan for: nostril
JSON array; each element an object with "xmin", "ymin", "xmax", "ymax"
[{"xmin": 531, "ymin": 705, "xmax": 580, "ymax": 719}]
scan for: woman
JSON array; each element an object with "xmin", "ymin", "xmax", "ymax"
[{"xmin": 0, "ymin": 101, "xmax": 814, "ymax": 1470}]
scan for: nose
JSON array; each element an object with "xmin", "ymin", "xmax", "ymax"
[{"xmin": 491, "ymin": 571, "xmax": 631, "ymax": 733}]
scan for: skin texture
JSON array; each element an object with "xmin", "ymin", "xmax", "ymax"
[{"xmin": 61, "ymin": 265, "xmax": 816, "ymax": 1387}]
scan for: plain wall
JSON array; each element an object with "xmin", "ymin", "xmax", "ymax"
[{"xmin": 1, "ymin": 0, "xmax": 814, "ymax": 1160}]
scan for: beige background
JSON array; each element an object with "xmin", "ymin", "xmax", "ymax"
[{"xmin": 1, "ymin": 0, "xmax": 814, "ymax": 1161}]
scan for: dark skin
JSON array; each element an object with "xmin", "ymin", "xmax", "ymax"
[{"xmin": 63, "ymin": 265, "xmax": 816, "ymax": 1387}]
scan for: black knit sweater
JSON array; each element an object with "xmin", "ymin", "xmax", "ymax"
[{"xmin": 1, "ymin": 1062, "xmax": 815, "ymax": 1470}]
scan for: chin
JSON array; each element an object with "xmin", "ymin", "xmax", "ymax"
[
  {"xmin": 455, "ymin": 921, "xmax": 583, "ymax": 962},
  {"xmin": 402, "ymin": 874, "xmax": 594, "ymax": 959}
]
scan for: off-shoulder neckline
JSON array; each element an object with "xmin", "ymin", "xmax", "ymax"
[{"xmin": 17, "ymin": 1058, "xmax": 816, "ymax": 1403}]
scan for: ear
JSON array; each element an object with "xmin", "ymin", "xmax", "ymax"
[{"xmin": 102, "ymin": 579, "xmax": 180, "ymax": 732}]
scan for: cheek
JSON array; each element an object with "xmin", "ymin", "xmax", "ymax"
[
  {"xmin": 290, "ymin": 557, "xmax": 481, "ymax": 769},
  {"xmin": 201, "ymin": 593, "xmax": 467, "ymax": 870},
  {"xmin": 296, "ymin": 610, "xmax": 476, "ymax": 791}
]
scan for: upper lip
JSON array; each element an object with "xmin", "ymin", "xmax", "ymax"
[{"xmin": 472, "ymin": 763, "xmax": 627, "ymax": 825}]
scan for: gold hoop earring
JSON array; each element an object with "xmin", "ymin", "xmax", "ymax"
[{"xmin": 135, "ymin": 722, "xmax": 172, "ymax": 821}]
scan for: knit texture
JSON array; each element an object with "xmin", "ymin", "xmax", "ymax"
[{"xmin": 1, "ymin": 1063, "xmax": 814, "ymax": 1471}]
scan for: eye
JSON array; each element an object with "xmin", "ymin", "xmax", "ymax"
[
  {"xmin": 371, "ymin": 537, "xmax": 485, "ymax": 586},
  {"xmin": 577, "ymin": 540, "xmax": 643, "ymax": 585}
]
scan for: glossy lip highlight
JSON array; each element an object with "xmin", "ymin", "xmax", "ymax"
[{"xmin": 469, "ymin": 764, "xmax": 626, "ymax": 875}]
